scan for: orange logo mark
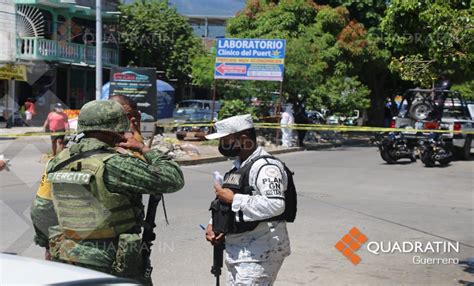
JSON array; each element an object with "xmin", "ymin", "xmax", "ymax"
[{"xmin": 335, "ymin": 227, "xmax": 368, "ymax": 265}]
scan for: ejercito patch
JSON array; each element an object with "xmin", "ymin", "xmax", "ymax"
[{"xmin": 48, "ymin": 172, "xmax": 92, "ymax": 185}]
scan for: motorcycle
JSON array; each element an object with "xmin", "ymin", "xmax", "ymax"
[
  {"xmin": 376, "ymin": 132, "xmax": 417, "ymax": 164},
  {"xmin": 418, "ymin": 133, "xmax": 453, "ymax": 167}
]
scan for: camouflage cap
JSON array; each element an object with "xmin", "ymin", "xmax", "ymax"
[{"xmin": 77, "ymin": 100, "xmax": 130, "ymax": 133}]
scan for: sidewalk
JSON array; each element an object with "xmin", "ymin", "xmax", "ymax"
[{"xmin": 176, "ymin": 146, "xmax": 305, "ymax": 166}]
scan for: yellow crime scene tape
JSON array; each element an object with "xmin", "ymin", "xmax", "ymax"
[
  {"xmin": 0, "ymin": 131, "xmax": 75, "ymax": 138},
  {"xmin": 1, "ymin": 123, "xmax": 472, "ymax": 138},
  {"xmin": 153, "ymin": 122, "xmax": 473, "ymax": 134}
]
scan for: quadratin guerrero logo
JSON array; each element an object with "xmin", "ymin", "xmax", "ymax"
[
  {"xmin": 335, "ymin": 227, "xmax": 368, "ymax": 265},
  {"xmin": 336, "ymin": 227, "xmax": 461, "ymax": 265}
]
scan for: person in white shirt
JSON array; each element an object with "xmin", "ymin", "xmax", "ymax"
[
  {"xmin": 205, "ymin": 114, "xmax": 291, "ymax": 285},
  {"xmin": 280, "ymin": 105, "xmax": 295, "ymax": 147}
]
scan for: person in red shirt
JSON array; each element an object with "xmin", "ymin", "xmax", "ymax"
[
  {"xmin": 24, "ymin": 98, "xmax": 36, "ymax": 126},
  {"xmin": 43, "ymin": 103, "xmax": 69, "ymax": 156}
]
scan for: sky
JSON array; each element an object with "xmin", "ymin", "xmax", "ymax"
[
  {"xmin": 123, "ymin": 0, "xmax": 246, "ymax": 17},
  {"xmin": 168, "ymin": 0, "xmax": 245, "ymax": 16}
]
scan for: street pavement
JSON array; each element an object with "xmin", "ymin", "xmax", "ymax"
[{"xmin": 0, "ymin": 137, "xmax": 473, "ymax": 285}]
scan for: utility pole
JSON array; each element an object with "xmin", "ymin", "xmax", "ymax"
[{"xmin": 95, "ymin": 0, "xmax": 102, "ymax": 100}]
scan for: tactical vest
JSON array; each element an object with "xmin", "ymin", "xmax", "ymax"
[
  {"xmin": 214, "ymin": 155, "xmax": 297, "ymax": 234},
  {"xmin": 47, "ymin": 149, "xmax": 142, "ymax": 240}
]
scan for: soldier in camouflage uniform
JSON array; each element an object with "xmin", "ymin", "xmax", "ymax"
[{"xmin": 30, "ymin": 100, "xmax": 184, "ymax": 284}]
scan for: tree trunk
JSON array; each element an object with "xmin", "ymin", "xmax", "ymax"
[{"xmin": 366, "ymin": 71, "xmax": 387, "ymax": 127}]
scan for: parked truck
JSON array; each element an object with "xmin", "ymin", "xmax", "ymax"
[{"xmin": 376, "ymin": 88, "xmax": 473, "ymax": 166}]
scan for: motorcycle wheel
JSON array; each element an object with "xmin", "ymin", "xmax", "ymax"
[
  {"xmin": 380, "ymin": 148, "xmax": 397, "ymax": 164},
  {"xmin": 421, "ymin": 149, "xmax": 436, "ymax": 167},
  {"xmin": 439, "ymin": 153, "xmax": 453, "ymax": 166}
]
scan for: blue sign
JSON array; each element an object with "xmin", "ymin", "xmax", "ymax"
[{"xmin": 214, "ymin": 38, "xmax": 286, "ymax": 81}]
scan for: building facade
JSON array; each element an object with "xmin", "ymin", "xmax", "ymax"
[
  {"xmin": 6, "ymin": 0, "xmax": 120, "ymax": 125},
  {"xmin": 0, "ymin": 0, "xmax": 20, "ymax": 123}
]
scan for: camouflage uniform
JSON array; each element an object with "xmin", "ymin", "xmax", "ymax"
[{"xmin": 30, "ymin": 100, "xmax": 184, "ymax": 284}]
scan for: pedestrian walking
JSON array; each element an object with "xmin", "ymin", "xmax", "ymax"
[
  {"xmin": 43, "ymin": 103, "xmax": 69, "ymax": 156},
  {"xmin": 24, "ymin": 98, "xmax": 36, "ymax": 126}
]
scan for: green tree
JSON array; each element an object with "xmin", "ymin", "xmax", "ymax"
[
  {"xmin": 381, "ymin": 0, "xmax": 474, "ymax": 86},
  {"xmin": 452, "ymin": 80, "xmax": 474, "ymax": 101},
  {"xmin": 119, "ymin": 0, "xmax": 203, "ymax": 83},
  {"xmin": 315, "ymin": 0, "xmax": 395, "ymax": 125},
  {"xmin": 225, "ymin": 1, "xmax": 375, "ymax": 117},
  {"xmin": 218, "ymin": 99, "xmax": 256, "ymax": 119},
  {"xmin": 311, "ymin": 76, "xmax": 370, "ymax": 115},
  {"xmin": 191, "ymin": 51, "xmax": 215, "ymax": 89}
]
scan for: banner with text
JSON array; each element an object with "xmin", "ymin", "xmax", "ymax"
[
  {"xmin": 214, "ymin": 38, "xmax": 286, "ymax": 81},
  {"xmin": 109, "ymin": 67, "xmax": 157, "ymax": 120}
]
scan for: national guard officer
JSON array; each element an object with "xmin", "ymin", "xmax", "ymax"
[
  {"xmin": 205, "ymin": 114, "xmax": 294, "ymax": 285},
  {"xmin": 30, "ymin": 100, "xmax": 184, "ymax": 284}
]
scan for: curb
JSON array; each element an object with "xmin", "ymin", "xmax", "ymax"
[
  {"xmin": 305, "ymin": 138, "xmax": 371, "ymax": 151},
  {"xmin": 176, "ymin": 139, "xmax": 371, "ymax": 166},
  {"xmin": 177, "ymin": 147, "xmax": 304, "ymax": 166}
]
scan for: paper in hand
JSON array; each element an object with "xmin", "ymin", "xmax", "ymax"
[{"xmin": 213, "ymin": 171, "xmax": 223, "ymax": 186}]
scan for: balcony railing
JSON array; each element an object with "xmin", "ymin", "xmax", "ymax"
[
  {"xmin": 17, "ymin": 37, "xmax": 119, "ymax": 66},
  {"xmin": 15, "ymin": 0, "xmax": 119, "ymax": 12}
]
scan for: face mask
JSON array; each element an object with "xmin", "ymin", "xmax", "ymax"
[{"xmin": 218, "ymin": 140, "xmax": 241, "ymax": 157}]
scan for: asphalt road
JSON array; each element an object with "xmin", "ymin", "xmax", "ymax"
[{"xmin": 0, "ymin": 137, "xmax": 473, "ymax": 285}]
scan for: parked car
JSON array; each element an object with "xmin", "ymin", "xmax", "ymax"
[
  {"xmin": 306, "ymin": 110, "xmax": 326, "ymax": 124},
  {"xmin": 0, "ymin": 109, "xmax": 23, "ymax": 128},
  {"xmin": 0, "ymin": 253, "xmax": 139, "ymax": 285},
  {"xmin": 173, "ymin": 100, "xmax": 221, "ymax": 118},
  {"xmin": 325, "ymin": 110, "xmax": 360, "ymax": 126},
  {"xmin": 176, "ymin": 110, "xmax": 218, "ymax": 141}
]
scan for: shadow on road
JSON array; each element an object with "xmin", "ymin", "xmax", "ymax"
[
  {"xmin": 457, "ymin": 258, "xmax": 474, "ymax": 285},
  {"xmin": 380, "ymin": 161, "xmax": 415, "ymax": 166}
]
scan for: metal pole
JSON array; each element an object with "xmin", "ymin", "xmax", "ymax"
[
  {"xmin": 211, "ymin": 80, "xmax": 217, "ymax": 120},
  {"xmin": 277, "ymin": 80, "xmax": 283, "ymax": 115},
  {"xmin": 276, "ymin": 80, "xmax": 283, "ymax": 145},
  {"xmin": 10, "ymin": 79, "xmax": 16, "ymax": 126},
  {"xmin": 95, "ymin": 0, "xmax": 102, "ymax": 100}
]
